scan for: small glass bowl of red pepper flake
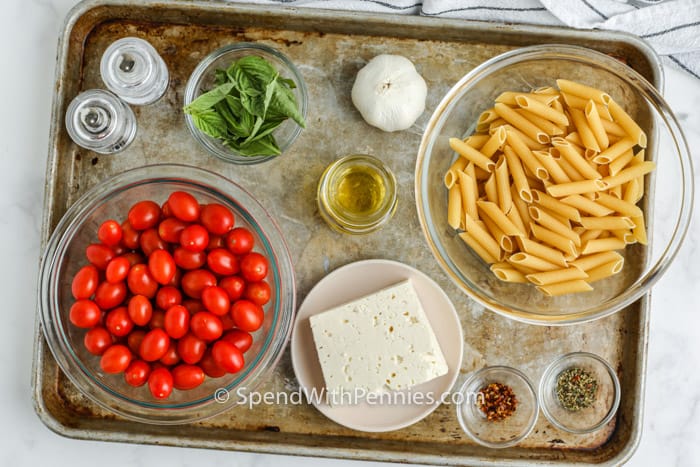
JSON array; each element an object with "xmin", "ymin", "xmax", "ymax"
[
  {"xmin": 456, "ymin": 365, "xmax": 538, "ymax": 448},
  {"xmin": 539, "ymin": 352, "xmax": 621, "ymax": 434}
]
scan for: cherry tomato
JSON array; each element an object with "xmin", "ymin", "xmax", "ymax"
[
  {"xmin": 207, "ymin": 248, "xmax": 239, "ymax": 276},
  {"xmin": 127, "ymin": 295, "xmax": 153, "ymax": 326},
  {"xmin": 98, "ymin": 219, "xmax": 123, "ymax": 246},
  {"xmin": 172, "ymin": 364, "xmax": 205, "ymax": 390},
  {"xmin": 182, "ymin": 299, "xmax": 204, "ymax": 313},
  {"xmin": 177, "ymin": 333, "xmax": 206, "ymax": 364},
  {"xmin": 167, "ymin": 267, "xmax": 183, "ymax": 288},
  {"xmin": 149, "ymin": 309, "xmax": 166, "ymax": 329},
  {"xmin": 128, "ymin": 200, "xmax": 161, "ymax": 230},
  {"xmin": 231, "ymin": 299, "xmax": 264, "ymax": 332},
  {"xmin": 120, "ymin": 220, "xmax": 140, "ymax": 249},
  {"xmin": 220, "ymin": 312, "xmax": 236, "ymax": 330},
  {"xmin": 181, "ymin": 269, "xmax": 216, "ymax": 299},
  {"xmin": 240, "ymin": 252, "xmax": 269, "ymax": 282},
  {"xmin": 173, "ymin": 247, "xmax": 206, "ymax": 270},
  {"xmin": 139, "ymin": 228, "xmax": 168, "ymax": 257},
  {"xmin": 158, "ymin": 217, "xmax": 187, "ymax": 244},
  {"xmin": 70, "ymin": 299, "xmax": 102, "ymax": 328},
  {"xmin": 207, "ymin": 234, "xmax": 225, "ymax": 250},
  {"xmin": 139, "ymin": 328, "xmax": 170, "ymax": 362},
  {"xmin": 94, "ymin": 281, "xmax": 127, "ymax": 310},
  {"xmin": 85, "ymin": 243, "xmax": 115, "ymax": 270},
  {"xmin": 190, "ymin": 311, "xmax": 223, "ymax": 341},
  {"xmin": 201, "ymin": 286, "xmax": 230, "ymax": 316},
  {"xmin": 148, "ymin": 367, "xmax": 174, "ymax": 399},
  {"xmin": 84, "ymin": 326, "xmax": 113, "ymax": 355},
  {"xmin": 244, "ymin": 281, "xmax": 272, "ymax": 306},
  {"xmin": 149, "ymin": 249, "xmax": 176, "ymax": 285},
  {"xmin": 124, "ymin": 360, "xmax": 151, "ymax": 387},
  {"xmin": 105, "ymin": 306, "xmax": 134, "ymax": 337},
  {"xmin": 161, "ymin": 200, "xmax": 173, "ymax": 218},
  {"xmin": 167, "ymin": 191, "xmax": 200, "ymax": 222},
  {"xmin": 127, "ymin": 329, "xmax": 147, "ymax": 354},
  {"xmin": 221, "ymin": 329, "xmax": 253, "ymax": 353},
  {"xmin": 71, "ymin": 265, "xmax": 99, "ymax": 299},
  {"xmin": 105, "ymin": 256, "xmax": 131, "ymax": 284},
  {"xmin": 156, "ymin": 286, "xmax": 182, "ymax": 310},
  {"xmin": 164, "ymin": 305, "xmax": 190, "ymax": 339},
  {"xmin": 159, "ymin": 342, "xmax": 181, "ymax": 366},
  {"xmin": 219, "ymin": 276, "xmax": 246, "ymax": 301},
  {"xmin": 180, "ymin": 224, "xmax": 209, "ymax": 252},
  {"xmin": 225, "ymin": 227, "xmax": 254, "ymax": 255},
  {"xmin": 127, "ymin": 264, "xmax": 158, "ymax": 298},
  {"xmin": 199, "ymin": 348, "xmax": 226, "ymax": 378},
  {"xmin": 200, "ymin": 203, "xmax": 234, "ymax": 235},
  {"xmin": 120, "ymin": 252, "xmax": 145, "ymax": 267},
  {"xmin": 211, "ymin": 340, "xmax": 245, "ymax": 374},
  {"xmin": 100, "ymin": 344, "xmax": 132, "ymax": 374}
]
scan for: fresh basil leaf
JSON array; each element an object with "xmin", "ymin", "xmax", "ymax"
[
  {"xmin": 269, "ymin": 82, "xmax": 305, "ymax": 128},
  {"xmin": 246, "ymin": 118, "xmax": 284, "ymax": 143},
  {"xmin": 238, "ymin": 133, "xmax": 281, "ymax": 156},
  {"xmin": 214, "ymin": 69, "xmax": 228, "ymax": 86},
  {"xmin": 191, "ymin": 109, "xmax": 228, "ymax": 138},
  {"xmin": 279, "ymin": 77, "xmax": 296, "ymax": 89},
  {"xmin": 184, "ymin": 82, "xmax": 235, "ymax": 114}
]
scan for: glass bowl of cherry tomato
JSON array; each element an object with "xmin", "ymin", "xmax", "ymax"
[{"xmin": 38, "ymin": 163, "xmax": 295, "ymax": 424}]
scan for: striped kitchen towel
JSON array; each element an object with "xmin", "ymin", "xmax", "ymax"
[{"xmin": 233, "ymin": 0, "xmax": 700, "ymax": 80}]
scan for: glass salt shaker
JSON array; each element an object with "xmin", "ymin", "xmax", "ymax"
[
  {"xmin": 65, "ymin": 89, "xmax": 137, "ymax": 154},
  {"xmin": 100, "ymin": 37, "xmax": 169, "ymax": 105}
]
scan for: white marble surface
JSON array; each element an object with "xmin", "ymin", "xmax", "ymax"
[{"xmin": 2, "ymin": 0, "xmax": 699, "ymax": 465}]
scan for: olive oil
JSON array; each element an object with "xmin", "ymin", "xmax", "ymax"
[{"xmin": 332, "ymin": 165, "xmax": 386, "ymax": 215}]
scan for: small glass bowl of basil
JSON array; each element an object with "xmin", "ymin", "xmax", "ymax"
[{"xmin": 184, "ymin": 43, "xmax": 308, "ymax": 164}]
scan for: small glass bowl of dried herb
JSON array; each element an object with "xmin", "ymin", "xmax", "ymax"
[
  {"xmin": 184, "ymin": 43, "xmax": 307, "ymax": 164},
  {"xmin": 456, "ymin": 365, "xmax": 538, "ymax": 448},
  {"xmin": 539, "ymin": 352, "xmax": 621, "ymax": 434}
]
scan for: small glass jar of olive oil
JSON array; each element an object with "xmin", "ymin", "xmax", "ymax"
[{"xmin": 317, "ymin": 154, "xmax": 397, "ymax": 234}]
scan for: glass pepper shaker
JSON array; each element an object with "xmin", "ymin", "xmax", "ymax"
[
  {"xmin": 100, "ymin": 37, "xmax": 169, "ymax": 105},
  {"xmin": 65, "ymin": 89, "xmax": 137, "ymax": 154}
]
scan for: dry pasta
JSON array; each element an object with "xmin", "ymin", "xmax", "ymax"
[{"xmin": 443, "ymin": 78, "xmax": 654, "ymax": 295}]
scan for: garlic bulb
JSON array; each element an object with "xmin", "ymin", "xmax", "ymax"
[{"xmin": 351, "ymin": 54, "xmax": 427, "ymax": 132}]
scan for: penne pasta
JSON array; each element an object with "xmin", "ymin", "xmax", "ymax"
[
  {"xmin": 517, "ymin": 237, "xmax": 568, "ymax": 268},
  {"xmin": 585, "ymin": 100, "xmax": 609, "ymax": 150},
  {"xmin": 580, "ymin": 216, "xmax": 636, "ymax": 231},
  {"xmin": 457, "ymin": 170, "xmax": 478, "ymax": 220},
  {"xmin": 537, "ymin": 279, "xmax": 593, "ymax": 296},
  {"xmin": 495, "ymin": 155, "xmax": 513, "ymax": 215},
  {"xmin": 569, "ymin": 108, "xmax": 601, "ymax": 152},
  {"xmin": 602, "ymin": 161, "xmax": 656, "ymax": 188},
  {"xmin": 464, "ymin": 214, "xmax": 502, "ymax": 261},
  {"xmin": 477, "ymin": 200, "xmax": 524, "ymax": 237},
  {"xmin": 532, "ymin": 150, "xmax": 571, "ymax": 184},
  {"xmin": 561, "ymin": 92, "xmax": 613, "ymax": 120},
  {"xmin": 515, "ymin": 108, "xmax": 564, "ymax": 136},
  {"xmin": 482, "ymin": 214, "xmax": 515, "ymax": 252},
  {"xmin": 632, "ymin": 215, "xmax": 648, "ymax": 245},
  {"xmin": 581, "ymin": 237, "xmax": 626, "ymax": 255},
  {"xmin": 494, "ymin": 102, "xmax": 550, "ymax": 144},
  {"xmin": 465, "ymin": 133, "xmax": 491, "ymax": 149},
  {"xmin": 526, "ymin": 267, "xmax": 588, "ymax": 286},
  {"xmin": 556, "ymin": 79, "xmax": 611, "ymax": 105},
  {"xmin": 484, "ymin": 173, "xmax": 498, "ymax": 204},
  {"xmin": 580, "ymin": 228, "xmax": 604, "ymax": 243},
  {"xmin": 447, "ymin": 184, "xmax": 462, "ymax": 229},
  {"xmin": 530, "ymin": 222, "xmax": 578, "ymax": 257},
  {"xmin": 531, "ymin": 189, "xmax": 581, "ymax": 222},
  {"xmin": 551, "ymin": 137, "xmax": 602, "ymax": 180},
  {"xmin": 560, "ymin": 194, "xmax": 614, "ymax": 217},
  {"xmin": 459, "ymin": 232, "xmax": 499, "ymax": 264},
  {"xmin": 529, "ymin": 206, "xmax": 581, "ymax": 246},
  {"xmin": 595, "ymin": 192, "xmax": 643, "ymax": 217},
  {"xmin": 491, "ymin": 264, "xmax": 528, "ymax": 283},
  {"xmin": 495, "ymin": 91, "xmax": 557, "ymax": 106},
  {"xmin": 449, "ymin": 138, "xmax": 496, "ymax": 172},
  {"xmin": 608, "ymin": 98, "xmax": 647, "ymax": 147},
  {"xmin": 506, "ymin": 128, "xmax": 549, "ymax": 180},
  {"xmin": 601, "ymin": 119, "xmax": 627, "ymax": 137},
  {"xmin": 477, "ymin": 109, "xmax": 498, "ymax": 126},
  {"xmin": 546, "ymin": 179, "xmax": 607, "ymax": 198},
  {"xmin": 515, "ymin": 95, "xmax": 569, "ymax": 127},
  {"xmin": 508, "ymin": 252, "xmax": 560, "ymax": 272},
  {"xmin": 504, "ymin": 145, "xmax": 532, "ymax": 203},
  {"xmin": 609, "ymin": 148, "xmax": 635, "ymax": 176},
  {"xmin": 585, "ymin": 259, "xmax": 624, "ymax": 283},
  {"xmin": 481, "ymin": 126, "xmax": 507, "ymax": 158},
  {"xmin": 570, "ymin": 251, "xmax": 623, "ymax": 272},
  {"xmin": 592, "ymin": 137, "xmax": 636, "ymax": 164}
]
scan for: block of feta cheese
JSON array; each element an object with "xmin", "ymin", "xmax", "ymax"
[{"xmin": 309, "ymin": 280, "xmax": 448, "ymax": 399}]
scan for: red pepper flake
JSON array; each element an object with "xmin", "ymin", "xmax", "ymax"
[{"xmin": 477, "ymin": 382, "xmax": 518, "ymax": 421}]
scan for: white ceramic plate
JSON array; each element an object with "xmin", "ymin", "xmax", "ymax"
[{"xmin": 290, "ymin": 259, "xmax": 463, "ymax": 432}]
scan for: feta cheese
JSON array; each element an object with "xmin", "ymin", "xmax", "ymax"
[{"xmin": 309, "ymin": 280, "xmax": 448, "ymax": 400}]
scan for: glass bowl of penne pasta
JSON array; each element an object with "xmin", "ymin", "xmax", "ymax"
[{"xmin": 415, "ymin": 44, "xmax": 694, "ymax": 324}]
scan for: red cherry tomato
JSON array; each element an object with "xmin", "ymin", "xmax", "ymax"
[
  {"xmin": 225, "ymin": 227, "xmax": 254, "ymax": 255},
  {"xmin": 177, "ymin": 333, "xmax": 206, "ymax": 364},
  {"xmin": 139, "ymin": 328, "xmax": 170, "ymax": 362},
  {"xmin": 139, "ymin": 228, "xmax": 168, "ymax": 257},
  {"xmin": 161, "ymin": 200, "xmax": 173, "ymax": 218},
  {"xmin": 120, "ymin": 220, "xmax": 140, "ymax": 249},
  {"xmin": 128, "ymin": 200, "xmax": 161, "ymax": 230},
  {"xmin": 84, "ymin": 326, "xmax": 113, "ymax": 355},
  {"xmin": 158, "ymin": 217, "xmax": 187, "ymax": 244},
  {"xmin": 190, "ymin": 311, "xmax": 223, "ymax": 341},
  {"xmin": 85, "ymin": 243, "xmax": 115, "ymax": 270},
  {"xmin": 219, "ymin": 276, "xmax": 246, "ymax": 301},
  {"xmin": 69, "ymin": 299, "xmax": 102, "ymax": 328},
  {"xmin": 172, "ymin": 364, "xmax": 205, "ymax": 390},
  {"xmin": 148, "ymin": 367, "xmax": 174, "ymax": 399},
  {"xmin": 167, "ymin": 268, "xmax": 182, "ymax": 288},
  {"xmin": 200, "ymin": 203, "xmax": 235, "ymax": 235},
  {"xmin": 231, "ymin": 299, "xmax": 264, "ymax": 332},
  {"xmin": 244, "ymin": 281, "xmax": 272, "ymax": 306},
  {"xmin": 127, "ymin": 329, "xmax": 147, "ymax": 354},
  {"xmin": 127, "ymin": 295, "xmax": 153, "ymax": 326},
  {"xmin": 105, "ymin": 256, "xmax": 131, "ymax": 284},
  {"xmin": 212, "ymin": 340, "xmax": 245, "ymax": 373},
  {"xmin": 124, "ymin": 360, "xmax": 151, "ymax": 387},
  {"xmin": 180, "ymin": 224, "xmax": 209, "ymax": 252},
  {"xmin": 182, "ymin": 299, "xmax": 204, "ymax": 313},
  {"xmin": 201, "ymin": 286, "xmax": 231, "ymax": 316},
  {"xmin": 149, "ymin": 249, "xmax": 176, "ymax": 285},
  {"xmin": 181, "ymin": 269, "xmax": 217, "ymax": 299},
  {"xmin": 164, "ymin": 305, "xmax": 190, "ymax": 339},
  {"xmin": 94, "ymin": 281, "xmax": 127, "ymax": 310},
  {"xmin": 173, "ymin": 247, "xmax": 206, "ymax": 270},
  {"xmin": 221, "ymin": 329, "xmax": 253, "ymax": 353},
  {"xmin": 127, "ymin": 264, "xmax": 158, "ymax": 298},
  {"xmin": 240, "ymin": 252, "xmax": 269, "ymax": 282},
  {"xmin": 199, "ymin": 348, "xmax": 227, "ymax": 378},
  {"xmin": 149, "ymin": 309, "xmax": 166, "ymax": 329},
  {"xmin": 98, "ymin": 220, "xmax": 123, "ymax": 246},
  {"xmin": 220, "ymin": 312, "xmax": 236, "ymax": 330},
  {"xmin": 156, "ymin": 286, "xmax": 182, "ymax": 310},
  {"xmin": 105, "ymin": 306, "xmax": 134, "ymax": 337},
  {"xmin": 159, "ymin": 342, "xmax": 181, "ymax": 366},
  {"xmin": 100, "ymin": 344, "xmax": 132, "ymax": 374},
  {"xmin": 207, "ymin": 248, "xmax": 239, "ymax": 276},
  {"xmin": 207, "ymin": 234, "xmax": 225, "ymax": 250},
  {"xmin": 71, "ymin": 265, "xmax": 99, "ymax": 299},
  {"xmin": 168, "ymin": 191, "xmax": 200, "ymax": 222}
]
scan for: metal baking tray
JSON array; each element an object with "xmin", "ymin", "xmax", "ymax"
[{"xmin": 33, "ymin": 0, "xmax": 660, "ymax": 464}]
